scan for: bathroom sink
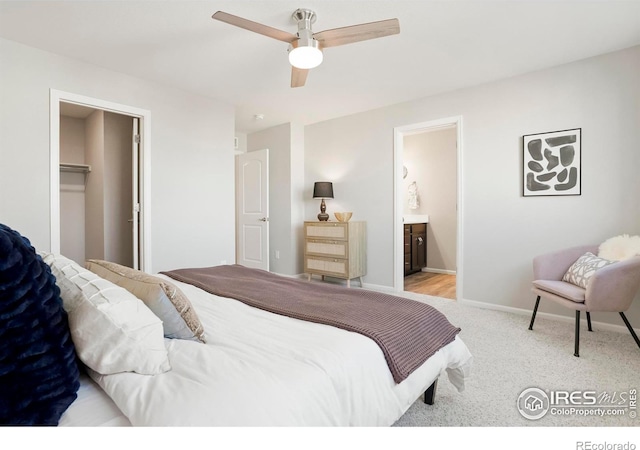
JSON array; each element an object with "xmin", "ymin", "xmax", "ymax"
[{"xmin": 403, "ymin": 214, "xmax": 429, "ymax": 224}]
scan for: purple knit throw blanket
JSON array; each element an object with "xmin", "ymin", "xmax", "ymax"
[{"xmin": 161, "ymin": 264, "xmax": 461, "ymax": 383}]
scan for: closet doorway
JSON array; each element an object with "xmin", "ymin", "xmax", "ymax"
[
  {"xmin": 393, "ymin": 116, "xmax": 463, "ymax": 301},
  {"xmin": 50, "ymin": 90, "xmax": 151, "ymax": 271}
]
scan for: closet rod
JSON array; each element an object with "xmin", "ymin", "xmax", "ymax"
[{"xmin": 60, "ymin": 163, "xmax": 91, "ymax": 173}]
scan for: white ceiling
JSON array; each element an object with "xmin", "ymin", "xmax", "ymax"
[{"xmin": 1, "ymin": 1, "xmax": 640, "ymax": 134}]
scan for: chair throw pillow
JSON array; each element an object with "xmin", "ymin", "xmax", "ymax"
[
  {"xmin": 85, "ymin": 259, "xmax": 206, "ymax": 343},
  {"xmin": 562, "ymin": 252, "xmax": 616, "ymax": 289},
  {"xmin": 0, "ymin": 223, "xmax": 80, "ymax": 425}
]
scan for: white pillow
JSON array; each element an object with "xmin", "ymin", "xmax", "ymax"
[
  {"xmin": 41, "ymin": 253, "xmax": 171, "ymax": 375},
  {"xmin": 562, "ymin": 252, "xmax": 616, "ymax": 289},
  {"xmin": 598, "ymin": 234, "xmax": 640, "ymax": 261}
]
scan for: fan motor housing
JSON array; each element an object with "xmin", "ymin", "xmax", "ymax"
[{"xmin": 292, "ymin": 8, "xmax": 317, "ymax": 29}]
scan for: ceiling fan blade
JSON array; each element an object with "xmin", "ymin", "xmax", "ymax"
[
  {"xmin": 212, "ymin": 11, "xmax": 298, "ymax": 43},
  {"xmin": 313, "ymin": 18, "xmax": 400, "ymax": 48},
  {"xmin": 291, "ymin": 67, "xmax": 309, "ymax": 88}
]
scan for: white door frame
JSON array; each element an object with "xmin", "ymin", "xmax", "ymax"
[
  {"xmin": 49, "ymin": 89, "xmax": 152, "ymax": 272},
  {"xmin": 131, "ymin": 117, "xmax": 140, "ymax": 270},
  {"xmin": 393, "ymin": 116, "xmax": 464, "ymax": 300}
]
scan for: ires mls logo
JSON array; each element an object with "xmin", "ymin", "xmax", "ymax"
[
  {"xmin": 517, "ymin": 388, "xmax": 550, "ymax": 420},
  {"xmin": 517, "ymin": 387, "xmax": 638, "ymax": 421}
]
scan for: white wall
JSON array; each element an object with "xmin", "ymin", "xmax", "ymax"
[
  {"xmin": 305, "ymin": 45, "xmax": 640, "ymax": 327},
  {"xmin": 0, "ymin": 38, "xmax": 235, "ymax": 273},
  {"xmin": 404, "ymin": 128, "xmax": 457, "ymax": 272}
]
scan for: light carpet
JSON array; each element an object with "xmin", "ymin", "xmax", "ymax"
[{"xmin": 391, "ymin": 291, "xmax": 640, "ymax": 427}]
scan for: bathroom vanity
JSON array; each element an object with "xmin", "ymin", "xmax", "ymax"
[{"xmin": 404, "ymin": 215, "xmax": 429, "ymax": 276}]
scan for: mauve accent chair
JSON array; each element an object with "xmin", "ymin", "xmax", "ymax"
[{"xmin": 528, "ymin": 245, "xmax": 640, "ymax": 357}]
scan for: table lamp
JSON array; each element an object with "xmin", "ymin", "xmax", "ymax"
[{"xmin": 313, "ymin": 181, "xmax": 333, "ymax": 221}]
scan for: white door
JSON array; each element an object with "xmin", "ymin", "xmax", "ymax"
[{"xmin": 236, "ymin": 149, "xmax": 269, "ymax": 270}]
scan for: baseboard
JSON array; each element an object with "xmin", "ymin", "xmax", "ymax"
[
  {"xmin": 361, "ymin": 282, "xmax": 398, "ymax": 293},
  {"xmin": 460, "ymin": 298, "xmax": 639, "ymax": 335},
  {"xmin": 421, "ymin": 267, "xmax": 456, "ymax": 275},
  {"xmin": 289, "ymin": 273, "xmax": 308, "ymax": 280}
]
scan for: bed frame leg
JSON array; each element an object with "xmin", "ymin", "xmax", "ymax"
[{"xmin": 423, "ymin": 379, "xmax": 438, "ymax": 405}]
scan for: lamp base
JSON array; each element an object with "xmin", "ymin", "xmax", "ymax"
[{"xmin": 317, "ymin": 198, "xmax": 329, "ymax": 221}]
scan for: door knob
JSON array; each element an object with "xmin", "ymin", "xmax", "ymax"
[{"xmin": 259, "ymin": 217, "xmax": 269, "ymax": 222}]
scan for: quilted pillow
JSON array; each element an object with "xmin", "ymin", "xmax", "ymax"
[
  {"xmin": 41, "ymin": 253, "xmax": 171, "ymax": 376},
  {"xmin": 562, "ymin": 252, "xmax": 616, "ymax": 289},
  {"xmin": 85, "ymin": 259, "xmax": 206, "ymax": 343},
  {"xmin": 0, "ymin": 224, "xmax": 80, "ymax": 425}
]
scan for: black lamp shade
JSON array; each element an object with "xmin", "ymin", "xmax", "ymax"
[{"xmin": 313, "ymin": 182, "xmax": 334, "ymax": 199}]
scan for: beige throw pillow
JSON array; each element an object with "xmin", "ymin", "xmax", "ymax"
[
  {"xmin": 41, "ymin": 253, "xmax": 171, "ymax": 375},
  {"xmin": 85, "ymin": 259, "xmax": 206, "ymax": 343},
  {"xmin": 562, "ymin": 252, "xmax": 616, "ymax": 289}
]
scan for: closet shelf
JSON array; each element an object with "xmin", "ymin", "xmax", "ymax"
[{"xmin": 60, "ymin": 163, "xmax": 91, "ymax": 174}]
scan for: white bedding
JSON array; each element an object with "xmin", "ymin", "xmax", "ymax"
[
  {"xmin": 68, "ymin": 276, "xmax": 472, "ymax": 426},
  {"xmin": 59, "ymin": 373, "xmax": 131, "ymax": 426}
]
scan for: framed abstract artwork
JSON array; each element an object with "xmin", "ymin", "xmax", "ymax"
[{"xmin": 523, "ymin": 128, "xmax": 581, "ymax": 196}]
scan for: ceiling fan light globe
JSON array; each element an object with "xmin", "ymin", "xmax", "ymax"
[{"xmin": 289, "ymin": 45, "xmax": 323, "ymax": 69}]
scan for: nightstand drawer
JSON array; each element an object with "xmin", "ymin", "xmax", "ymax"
[
  {"xmin": 305, "ymin": 223, "xmax": 348, "ymax": 240},
  {"xmin": 305, "ymin": 255, "xmax": 348, "ymax": 278},
  {"xmin": 305, "ymin": 239, "xmax": 348, "ymax": 258}
]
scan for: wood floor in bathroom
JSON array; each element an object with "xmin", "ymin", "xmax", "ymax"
[{"xmin": 404, "ymin": 271, "xmax": 456, "ymax": 300}]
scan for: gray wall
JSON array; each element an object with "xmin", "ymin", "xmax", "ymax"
[
  {"xmin": 59, "ymin": 111, "xmax": 134, "ymax": 267},
  {"xmin": 84, "ymin": 110, "xmax": 105, "ymax": 262},
  {"xmin": 103, "ymin": 111, "xmax": 133, "ymax": 267},
  {"xmin": 247, "ymin": 122, "xmax": 305, "ymax": 275},
  {"xmin": 305, "ymin": 45, "xmax": 640, "ymax": 327},
  {"xmin": 0, "ymin": 37, "xmax": 235, "ymax": 273},
  {"xmin": 59, "ymin": 115, "xmax": 86, "ymax": 265}
]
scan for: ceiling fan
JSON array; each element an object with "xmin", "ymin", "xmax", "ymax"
[{"xmin": 212, "ymin": 9, "xmax": 400, "ymax": 88}]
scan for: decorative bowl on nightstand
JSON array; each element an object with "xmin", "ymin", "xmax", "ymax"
[{"xmin": 334, "ymin": 212, "xmax": 353, "ymax": 222}]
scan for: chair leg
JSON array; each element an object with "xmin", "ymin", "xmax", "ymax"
[
  {"xmin": 586, "ymin": 312, "xmax": 593, "ymax": 332},
  {"xmin": 574, "ymin": 311, "xmax": 580, "ymax": 357},
  {"xmin": 619, "ymin": 312, "xmax": 640, "ymax": 349},
  {"xmin": 528, "ymin": 296, "xmax": 541, "ymax": 330}
]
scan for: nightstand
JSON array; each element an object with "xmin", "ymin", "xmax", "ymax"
[{"xmin": 303, "ymin": 221, "xmax": 366, "ymax": 287}]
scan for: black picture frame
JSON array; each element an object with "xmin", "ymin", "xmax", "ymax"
[{"xmin": 523, "ymin": 128, "xmax": 581, "ymax": 197}]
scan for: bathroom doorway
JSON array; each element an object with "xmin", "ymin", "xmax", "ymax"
[{"xmin": 393, "ymin": 116, "xmax": 463, "ymax": 301}]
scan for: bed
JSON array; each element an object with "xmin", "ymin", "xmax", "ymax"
[{"xmin": 0, "ymin": 225, "xmax": 472, "ymax": 427}]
